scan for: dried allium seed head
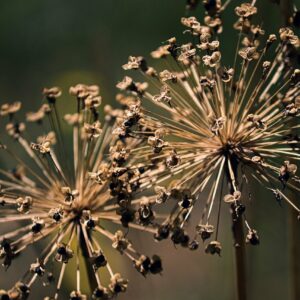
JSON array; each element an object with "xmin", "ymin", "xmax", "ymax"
[
  {"xmin": 0, "ymin": 85, "xmax": 162, "ymax": 298},
  {"xmin": 118, "ymin": 1, "xmax": 300, "ymax": 255}
]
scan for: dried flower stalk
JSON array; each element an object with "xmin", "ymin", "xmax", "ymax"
[
  {"xmin": 0, "ymin": 85, "xmax": 163, "ymax": 299},
  {"xmin": 117, "ymin": 1, "xmax": 300, "ymax": 298}
]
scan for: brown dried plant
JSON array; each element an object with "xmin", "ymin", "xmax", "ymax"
[
  {"xmin": 0, "ymin": 85, "xmax": 163, "ymax": 299},
  {"xmin": 116, "ymin": 0, "xmax": 300, "ymax": 257}
]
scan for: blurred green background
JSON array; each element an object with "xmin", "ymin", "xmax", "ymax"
[{"xmin": 0, "ymin": 0, "xmax": 299, "ymax": 299}]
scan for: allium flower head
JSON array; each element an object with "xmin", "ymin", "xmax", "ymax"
[
  {"xmin": 117, "ymin": 1, "xmax": 300, "ymax": 254},
  {"xmin": 0, "ymin": 85, "xmax": 162, "ymax": 299}
]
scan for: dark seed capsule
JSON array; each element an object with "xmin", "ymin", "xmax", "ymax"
[
  {"xmin": 15, "ymin": 282, "xmax": 30, "ymax": 298},
  {"xmin": 93, "ymin": 287, "xmax": 109, "ymax": 299},
  {"xmin": 47, "ymin": 272, "xmax": 55, "ymax": 283},
  {"xmin": 141, "ymin": 257, "xmax": 151, "ymax": 272},
  {"xmin": 119, "ymin": 207, "xmax": 135, "ymax": 227},
  {"xmin": 113, "ymin": 284, "xmax": 122, "ymax": 294},
  {"xmin": 180, "ymin": 198, "xmax": 192, "ymax": 209},
  {"xmin": 154, "ymin": 225, "xmax": 170, "ymax": 241},
  {"xmin": 181, "ymin": 234, "xmax": 190, "ymax": 247},
  {"xmin": 202, "ymin": 230, "xmax": 212, "ymax": 241},
  {"xmin": 235, "ymin": 203, "xmax": 246, "ymax": 217},
  {"xmin": 92, "ymin": 253, "xmax": 107, "ymax": 270},
  {"xmin": 57, "ymin": 246, "xmax": 67, "ymax": 255},
  {"xmin": 1, "ymin": 240, "xmax": 11, "ymax": 252},
  {"xmin": 205, "ymin": 241, "xmax": 222, "ymax": 256},
  {"xmin": 138, "ymin": 206, "xmax": 154, "ymax": 225},
  {"xmin": 246, "ymin": 229, "xmax": 260, "ymax": 246},
  {"xmin": 138, "ymin": 166, "xmax": 145, "ymax": 174},
  {"xmin": 171, "ymin": 227, "xmax": 185, "ymax": 245},
  {"xmin": 189, "ymin": 240, "xmax": 199, "ymax": 250},
  {"xmin": 86, "ymin": 219, "xmax": 95, "ymax": 229},
  {"xmin": 52, "ymin": 212, "xmax": 62, "ymax": 222},
  {"xmin": 150, "ymin": 255, "xmax": 163, "ymax": 274},
  {"xmin": 31, "ymin": 222, "xmax": 43, "ymax": 234},
  {"xmin": 0, "ymin": 290, "xmax": 10, "ymax": 300}
]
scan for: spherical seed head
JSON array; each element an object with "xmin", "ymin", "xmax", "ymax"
[
  {"xmin": 118, "ymin": 1, "xmax": 300, "ymax": 254},
  {"xmin": 0, "ymin": 85, "xmax": 163, "ymax": 297}
]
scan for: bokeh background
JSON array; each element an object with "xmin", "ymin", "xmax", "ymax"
[{"xmin": 0, "ymin": 1, "xmax": 299, "ymax": 299}]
